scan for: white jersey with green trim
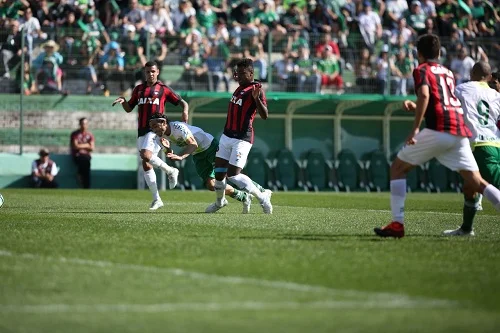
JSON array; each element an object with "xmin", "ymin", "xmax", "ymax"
[
  {"xmin": 155, "ymin": 121, "xmax": 214, "ymax": 155},
  {"xmin": 455, "ymin": 81, "xmax": 500, "ymax": 147}
]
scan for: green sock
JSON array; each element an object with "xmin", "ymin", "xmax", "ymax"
[
  {"xmin": 461, "ymin": 195, "xmax": 480, "ymax": 232},
  {"xmin": 230, "ymin": 189, "xmax": 246, "ymax": 202},
  {"xmin": 252, "ymin": 181, "xmax": 265, "ymax": 192}
]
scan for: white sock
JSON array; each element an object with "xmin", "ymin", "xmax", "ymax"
[
  {"xmin": 483, "ymin": 184, "xmax": 500, "ymax": 211},
  {"xmin": 214, "ymin": 178, "xmax": 226, "ymax": 205},
  {"xmin": 228, "ymin": 174, "xmax": 264, "ymax": 201},
  {"xmin": 144, "ymin": 169, "xmax": 160, "ymax": 201},
  {"xmin": 149, "ymin": 155, "xmax": 175, "ymax": 174},
  {"xmin": 390, "ymin": 179, "xmax": 406, "ymax": 224}
]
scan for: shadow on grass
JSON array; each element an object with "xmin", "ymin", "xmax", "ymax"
[{"xmin": 237, "ymin": 234, "xmax": 448, "ymax": 242}]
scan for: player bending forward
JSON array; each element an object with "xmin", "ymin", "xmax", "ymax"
[
  {"xmin": 210, "ymin": 58, "xmax": 273, "ymax": 214},
  {"xmin": 149, "ymin": 112, "xmax": 271, "ymax": 213},
  {"xmin": 374, "ymin": 34, "xmax": 500, "ymax": 238}
]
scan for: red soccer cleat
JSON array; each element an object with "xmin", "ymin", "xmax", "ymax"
[{"xmin": 374, "ymin": 221, "xmax": 405, "ymax": 238}]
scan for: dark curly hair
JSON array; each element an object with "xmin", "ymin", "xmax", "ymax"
[{"xmin": 149, "ymin": 112, "xmax": 169, "ymax": 123}]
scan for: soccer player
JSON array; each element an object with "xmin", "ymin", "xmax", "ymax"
[
  {"xmin": 209, "ymin": 58, "xmax": 273, "ymax": 214},
  {"xmin": 374, "ymin": 34, "xmax": 500, "ymax": 238},
  {"xmin": 442, "ymin": 62, "xmax": 500, "ymax": 236},
  {"xmin": 148, "ymin": 112, "xmax": 271, "ymax": 213},
  {"xmin": 70, "ymin": 117, "xmax": 95, "ymax": 189},
  {"xmin": 489, "ymin": 72, "xmax": 500, "ymax": 93},
  {"xmin": 112, "ymin": 60, "xmax": 188, "ymax": 210}
]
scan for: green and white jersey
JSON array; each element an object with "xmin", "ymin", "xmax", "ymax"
[
  {"xmin": 156, "ymin": 122, "xmax": 214, "ymax": 155},
  {"xmin": 455, "ymin": 81, "xmax": 500, "ymax": 148}
]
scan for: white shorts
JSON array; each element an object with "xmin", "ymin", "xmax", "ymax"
[
  {"xmin": 216, "ymin": 134, "xmax": 253, "ymax": 169},
  {"xmin": 137, "ymin": 131, "xmax": 161, "ymax": 155},
  {"xmin": 397, "ymin": 128, "xmax": 479, "ymax": 171}
]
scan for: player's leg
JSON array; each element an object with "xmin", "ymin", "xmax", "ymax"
[
  {"xmin": 208, "ymin": 135, "xmax": 231, "ymax": 211},
  {"xmin": 140, "ymin": 132, "xmax": 179, "ymax": 190},
  {"xmin": 226, "ymin": 140, "xmax": 272, "ymax": 214},
  {"xmin": 374, "ymin": 129, "xmax": 439, "ymax": 238},
  {"xmin": 137, "ymin": 135, "xmax": 163, "ymax": 210},
  {"xmin": 439, "ymin": 139, "xmax": 500, "ymax": 236}
]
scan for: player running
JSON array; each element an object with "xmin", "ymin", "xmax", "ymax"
[
  {"xmin": 148, "ymin": 112, "xmax": 271, "ymax": 213},
  {"xmin": 442, "ymin": 61, "xmax": 500, "ymax": 236},
  {"xmin": 209, "ymin": 58, "xmax": 273, "ymax": 214},
  {"xmin": 374, "ymin": 34, "xmax": 500, "ymax": 238},
  {"xmin": 112, "ymin": 61, "xmax": 189, "ymax": 210}
]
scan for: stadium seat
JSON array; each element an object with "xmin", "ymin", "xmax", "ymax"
[
  {"xmin": 334, "ymin": 149, "xmax": 362, "ymax": 192},
  {"xmin": 180, "ymin": 156, "xmax": 203, "ymax": 191},
  {"xmin": 364, "ymin": 150, "xmax": 390, "ymax": 192},
  {"xmin": 426, "ymin": 158, "xmax": 450, "ymax": 193},
  {"xmin": 243, "ymin": 149, "xmax": 274, "ymax": 190},
  {"xmin": 273, "ymin": 148, "xmax": 306, "ymax": 191},
  {"xmin": 302, "ymin": 149, "xmax": 329, "ymax": 192}
]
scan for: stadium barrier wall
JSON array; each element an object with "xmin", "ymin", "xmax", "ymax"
[{"xmin": 0, "ymin": 93, "xmax": 414, "ymax": 189}]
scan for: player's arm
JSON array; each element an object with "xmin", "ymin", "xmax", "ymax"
[
  {"xmin": 252, "ymin": 84, "xmax": 268, "ymax": 120},
  {"xmin": 112, "ymin": 96, "xmax": 133, "ymax": 112},
  {"xmin": 402, "ymin": 100, "xmax": 417, "ymax": 112},
  {"xmin": 167, "ymin": 136, "xmax": 198, "ymax": 161},
  {"xmin": 179, "ymin": 99, "xmax": 189, "ymax": 123},
  {"xmin": 407, "ymin": 85, "xmax": 430, "ymax": 144}
]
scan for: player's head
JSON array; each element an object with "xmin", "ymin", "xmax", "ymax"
[
  {"xmin": 149, "ymin": 112, "xmax": 169, "ymax": 136},
  {"xmin": 470, "ymin": 61, "xmax": 492, "ymax": 82},
  {"xmin": 79, "ymin": 117, "xmax": 88, "ymax": 131},
  {"xmin": 234, "ymin": 58, "xmax": 254, "ymax": 86},
  {"xmin": 489, "ymin": 72, "xmax": 500, "ymax": 92},
  {"xmin": 416, "ymin": 34, "xmax": 441, "ymax": 63},
  {"xmin": 39, "ymin": 148, "xmax": 50, "ymax": 161},
  {"xmin": 144, "ymin": 61, "xmax": 159, "ymax": 84}
]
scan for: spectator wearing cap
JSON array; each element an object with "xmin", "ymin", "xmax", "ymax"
[
  {"xmin": 404, "ymin": 1, "xmax": 427, "ymax": 34},
  {"xmin": 99, "ymin": 41, "xmax": 125, "ymax": 96},
  {"xmin": 317, "ymin": 45, "xmax": 344, "ymax": 93},
  {"xmin": 31, "ymin": 149, "xmax": 59, "ymax": 188},
  {"xmin": 358, "ymin": 0, "xmax": 382, "ymax": 51},
  {"xmin": 32, "ymin": 40, "xmax": 65, "ymax": 94}
]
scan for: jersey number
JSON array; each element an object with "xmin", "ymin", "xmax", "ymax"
[
  {"xmin": 477, "ymin": 100, "xmax": 490, "ymax": 126},
  {"xmin": 439, "ymin": 76, "xmax": 462, "ymax": 112}
]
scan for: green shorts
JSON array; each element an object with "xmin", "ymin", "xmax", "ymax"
[
  {"xmin": 473, "ymin": 145, "xmax": 500, "ymax": 187},
  {"xmin": 193, "ymin": 139, "xmax": 218, "ymax": 183}
]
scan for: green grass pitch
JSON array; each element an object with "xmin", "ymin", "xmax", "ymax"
[{"xmin": 0, "ymin": 189, "xmax": 499, "ymax": 333}]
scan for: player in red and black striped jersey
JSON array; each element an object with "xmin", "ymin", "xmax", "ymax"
[
  {"xmin": 374, "ymin": 34, "xmax": 500, "ymax": 238},
  {"xmin": 112, "ymin": 61, "xmax": 189, "ymax": 210},
  {"xmin": 205, "ymin": 58, "xmax": 273, "ymax": 214}
]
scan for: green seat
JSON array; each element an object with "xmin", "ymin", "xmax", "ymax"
[
  {"xmin": 243, "ymin": 149, "xmax": 270, "ymax": 190},
  {"xmin": 335, "ymin": 149, "xmax": 360, "ymax": 192},
  {"xmin": 274, "ymin": 148, "xmax": 304, "ymax": 191},
  {"xmin": 181, "ymin": 156, "xmax": 204, "ymax": 190},
  {"xmin": 427, "ymin": 158, "xmax": 449, "ymax": 192},
  {"xmin": 303, "ymin": 149, "xmax": 328, "ymax": 191},
  {"xmin": 365, "ymin": 150, "xmax": 389, "ymax": 192}
]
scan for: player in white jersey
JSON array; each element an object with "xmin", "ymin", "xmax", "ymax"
[
  {"xmin": 148, "ymin": 112, "xmax": 270, "ymax": 213},
  {"xmin": 443, "ymin": 61, "xmax": 500, "ymax": 236}
]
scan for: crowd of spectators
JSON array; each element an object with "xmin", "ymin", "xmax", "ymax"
[{"xmin": 0, "ymin": 0, "xmax": 499, "ymax": 95}]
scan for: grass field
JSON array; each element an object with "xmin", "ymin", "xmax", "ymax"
[{"xmin": 0, "ymin": 189, "xmax": 499, "ymax": 333}]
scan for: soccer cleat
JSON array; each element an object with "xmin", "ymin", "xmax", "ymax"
[
  {"xmin": 205, "ymin": 198, "xmax": 228, "ymax": 213},
  {"xmin": 260, "ymin": 191, "xmax": 273, "ymax": 214},
  {"xmin": 374, "ymin": 221, "xmax": 405, "ymax": 238},
  {"xmin": 149, "ymin": 199, "xmax": 164, "ymax": 211},
  {"xmin": 242, "ymin": 194, "xmax": 253, "ymax": 214},
  {"xmin": 442, "ymin": 227, "xmax": 475, "ymax": 237},
  {"xmin": 168, "ymin": 168, "xmax": 179, "ymax": 189}
]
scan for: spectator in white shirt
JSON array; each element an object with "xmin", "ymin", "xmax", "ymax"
[
  {"xmin": 145, "ymin": 0, "xmax": 175, "ymax": 37},
  {"xmin": 450, "ymin": 47, "xmax": 476, "ymax": 84},
  {"xmin": 358, "ymin": 1, "xmax": 382, "ymax": 51}
]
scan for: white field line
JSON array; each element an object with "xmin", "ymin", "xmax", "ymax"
[
  {"xmin": 0, "ymin": 299, "xmax": 453, "ymax": 314},
  {"xmin": 0, "ymin": 250, "xmax": 453, "ymax": 307}
]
